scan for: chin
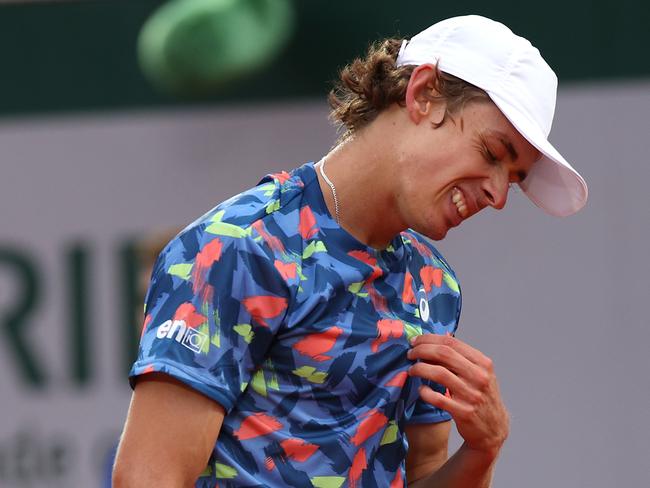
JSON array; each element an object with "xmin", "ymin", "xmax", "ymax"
[
  {"xmin": 414, "ymin": 224, "xmax": 448, "ymax": 241},
  {"xmin": 431, "ymin": 229, "xmax": 448, "ymax": 241}
]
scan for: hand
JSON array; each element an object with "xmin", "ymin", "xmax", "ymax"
[{"xmin": 407, "ymin": 334, "xmax": 509, "ymax": 459}]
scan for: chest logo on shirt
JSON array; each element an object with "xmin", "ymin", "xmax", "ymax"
[{"xmin": 417, "ymin": 286, "xmax": 430, "ymax": 323}]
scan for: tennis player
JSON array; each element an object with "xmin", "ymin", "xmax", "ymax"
[{"xmin": 113, "ymin": 15, "xmax": 587, "ymax": 487}]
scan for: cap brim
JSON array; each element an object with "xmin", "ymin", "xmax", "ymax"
[{"xmin": 488, "ymin": 92, "xmax": 588, "ymax": 217}]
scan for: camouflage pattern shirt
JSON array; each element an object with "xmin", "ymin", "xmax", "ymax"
[{"xmin": 130, "ymin": 162, "xmax": 462, "ymax": 487}]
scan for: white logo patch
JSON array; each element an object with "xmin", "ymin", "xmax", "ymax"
[
  {"xmin": 156, "ymin": 319, "xmax": 209, "ymax": 353},
  {"xmin": 417, "ymin": 287, "xmax": 430, "ymax": 323}
]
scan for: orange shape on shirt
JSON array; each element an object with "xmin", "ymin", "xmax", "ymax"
[
  {"xmin": 242, "ymin": 295, "xmax": 288, "ymax": 327},
  {"xmin": 371, "ymin": 319, "xmax": 403, "ymax": 352},
  {"xmin": 173, "ymin": 302, "xmax": 207, "ymax": 329},
  {"xmin": 402, "ymin": 271, "xmax": 416, "ymax": 304},
  {"xmin": 420, "ymin": 266, "xmax": 443, "ymax": 292},
  {"xmin": 192, "ymin": 237, "xmax": 223, "ymax": 294},
  {"xmin": 350, "ymin": 409, "xmax": 388, "ymax": 446},
  {"xmin": 349, "ymin": 447, "xmax": 368, "ymax": 488},
  {"xmin": 274, "ymin": 260, "xmax": 297, "ymax": 281},
  {"xmin": 299, "ymin": 206, "xmax": 319, "ymax": 239},
  {"xmin": 280, "ymin": 438, "xmax": 319, "ymax": 462},
  {"xmin": 385, "ymin": 371, "xmax": 408, "ymax": 388},
  {"xmin": 293, "ymin": 326, "xmax": 343, "ymax": 361},
  {"xmin": 233, "ymin": 412, "xmax": 283, "ymax": 440}
]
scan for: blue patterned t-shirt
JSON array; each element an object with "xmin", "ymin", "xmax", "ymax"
[{"xmin": 130, "ymin": 162, "xmax": 462, "ymax": 487}]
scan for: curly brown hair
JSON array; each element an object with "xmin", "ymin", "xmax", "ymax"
[{"xmin": 328, "ymin": 38, "xmax": 490, "ymax": 141}]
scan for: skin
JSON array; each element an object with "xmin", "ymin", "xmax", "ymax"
[
  {"xmin": 317, "ymin": 64, "xmax": 539, "ymax": 248},
  {"xmin": 113, "ymin": 373, "xmax": 225, "ymax": 487},
  {"xmin": 113, "ymin": 63, "xmax": 539, "ymax": 486},
  {"xmin": 315, "ymin": 64, "xmax": 538, "ymax": 486}
]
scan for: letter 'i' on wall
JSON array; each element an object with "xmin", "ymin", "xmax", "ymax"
[
  {"xmin": 119, "ymin": 239, "xmax": 140, "ymax": 377},
  {"xmin": 0, "ymin": 247, "xmax": 46, "ymax": 386},
  {"xmin": 66, "ymin": 244, "xmax": 92, "ymax": 386}
]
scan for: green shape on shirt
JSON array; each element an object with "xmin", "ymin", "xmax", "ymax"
[
  {"xmin": 303, "ymin": 241, "xmax": 327, "ymax": 259},
  {"xmin": 167, "ymin": 263, "xmax": 193, "ymax": 280},
  {"xmin": 205, "ymin": 221, "xmax": 250, "ymax": 238},
  {"xmin": 233, "ymin": 323, "xmax": 254, "ymax": 344},
  {"xmin": 251, "ymin": 369, "xmax": 267, "ymax": 397},
  {"xmin": 311, "ymin": 476, "xmax": 345, "ymax": 488},
  {"xmin": 293, "ymin": 365, "xmax": 328, "ymax": 384},
  {"xmin": 266, "ymin": 199, "xmax": 281, "ymax": 214},
  {"xmin": 215, "ymin": 462, "xmax": 238, "ymax": 479},
  {"xmin": 443, "ymin": 272, "xmax": 460, "ymax": 293},
  {"xmin": 265, "ymin": 359, "xmax": 280, "ymax": 390},
  {"xmin": 348, "ymin": 281, "xmax": 364, "ymax": 294},
  {"xmin": 259, "ymin": 183, "xmax": 276, "ymax": 196},
  {"xmin": 404, "ymin": 322, "xmax": 423, "ymax": 341},
  {"xmin": 206, "ymin": 210, "xmax": 251, "ymax": 237},
  {"xmin": 380, "ymin": 421, "xmax": 399, "ymax": 445}
]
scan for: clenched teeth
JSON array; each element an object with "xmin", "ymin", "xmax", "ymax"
[{"xmin": 452, "ymin": 187, "xmax": 469, "ymax": 218}]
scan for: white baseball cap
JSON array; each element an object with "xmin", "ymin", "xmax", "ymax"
[{"xmin": 396, "ymin": 15, "xmax": 588, "ymax": 217}]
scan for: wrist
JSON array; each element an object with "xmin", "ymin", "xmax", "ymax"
[{"xmin": 459, "ymin": 440, "xmax": 503, "ymax": 467}]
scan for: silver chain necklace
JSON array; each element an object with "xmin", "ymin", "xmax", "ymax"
[{"xmin": 318, "ymin": 158, "xmax": 340, "ymax": 224}]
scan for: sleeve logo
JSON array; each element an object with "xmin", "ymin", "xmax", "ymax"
[
  {"xmin": 417, "ymin": 287, "xmax": 430, "ymax": 323},
  {"xmin": 155, "ymin": 319, "xmax": 209, "ymax": 353}
]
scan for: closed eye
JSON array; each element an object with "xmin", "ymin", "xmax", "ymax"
[{"xmin": 483, "ymin": 146, "xmax": 498, "ymax": 164}]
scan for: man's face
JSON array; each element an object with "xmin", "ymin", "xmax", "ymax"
[{"xmin": 394, "ymin": 99, "xmax": 540, "ymax": 240}]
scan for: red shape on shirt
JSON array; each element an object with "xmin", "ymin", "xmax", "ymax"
[
  {"xmin": 242, "ymin": 295, "xmax": 288, "ymax": 327},
  {"xmin": 173, "ymin": 302, "xmax": 206, "ymax": 329},
  {"xmin": 299, "ymin": 206, "xmax": 319, "ymax": 239},
  {"xmin": 280, "ymin": 438, "xmax": 319, "ymax": 462},
  {"xmin": 293, "ymin": 326, "xmax": 343, "ymax": 361},
  {"xmin": 233, "ymin": 413, "xmax": 283, "ymax": 440},
  {"xmin": 350, "ymin": 409, "xmax": 388, "ymax": 446},
  {"xmin": 420, "ymin": 266, "xmax": 443, "ymax": 292},
  {"xmin": 371, "ymin": 319, "xmax": 403, "ymax": 352}
]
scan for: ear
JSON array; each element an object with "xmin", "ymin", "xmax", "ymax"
[{"xmin": 405, "ymin": 64, "xmax": 446, "ymax": 125}]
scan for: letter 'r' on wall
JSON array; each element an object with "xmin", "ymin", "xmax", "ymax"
[{"xmin": 0, "ymin": 247, "xmax": 46, "ymax": 387}]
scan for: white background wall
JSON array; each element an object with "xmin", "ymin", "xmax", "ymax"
[{"xmin": 0, "ymin": 80, "xmax": 648, "ymax": 487}]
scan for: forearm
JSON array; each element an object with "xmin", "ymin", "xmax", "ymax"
[{"xmin": 409, "ymin": 442, "xmax": 500, "ymax": 488}]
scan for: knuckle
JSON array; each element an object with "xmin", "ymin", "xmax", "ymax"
[
  {"xmin": 457, "ymin": 406, "xmax": 473, "ymax": 421},
  {"xmin": 467, "ymin": 390, "xmax": 482, "ymax": 405},
  {"xmin": 437, "ymin": 345, "xmax": 453, "ymax": 361},
  {"xmin": 429, "ymin": 364, "xmax": 445, "ymax": 377},
  {"xmin": 409, "ymin": 363, "xmax": 424, "ymax": 378},
  {"xmin": 474, "ymin": 370, "xmax": 491, "ymax": 390},
  {"xmin": 483, "ymin": 356, "xmax": 495, "ymax": 372},
  {"xmin": 441, "ymin": 335, "xmax": 455, "ymax": 348}
]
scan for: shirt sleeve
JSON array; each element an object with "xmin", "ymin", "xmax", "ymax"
[
  {"xmin": 406, "ymin": 379, "xmax": 452, "ymax": 424},
  {"xmin": 129, "ymin": 223, "xmax": 289, "ymax": 412}
]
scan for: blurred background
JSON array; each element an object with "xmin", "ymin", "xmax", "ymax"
[{"xmin": 0, "ymin": 0, "xmax": 648, "ymax": 486}]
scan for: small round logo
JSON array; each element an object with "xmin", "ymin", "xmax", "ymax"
[{"xmin": 417, "ymin": 287, "xmax": 430, "ymax": 323}]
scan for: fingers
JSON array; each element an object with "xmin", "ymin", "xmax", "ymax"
[
  {"xmin": 408, "ymin": 335, "xmax": 510, "ymax": 455},
  {"xmin": 408, "ymin": 343, "xmax": 485, "ymax": 388},
  {"xmin": 409, "ymin": 334, "xmax": 494, "ymax": 373},
  {"xmin": 416, "ymin": 385, "xmax": 472, "ymax": 419},
  {"xmin": 408, "ymin": 362, "xmax": 474, "ymax": 399}
]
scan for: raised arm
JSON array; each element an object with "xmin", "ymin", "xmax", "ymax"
[
  {"xmin": 406, "ymin": 334, "xmax": 509, "ymax": 487},
  {"xmin": 112, "ymin": 373, "xmax": 225, "ymax": 487}
]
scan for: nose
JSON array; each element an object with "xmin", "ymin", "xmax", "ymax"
[{"xmin": 481, "ymin": 173, "xmax": 509, "ymax": 210}]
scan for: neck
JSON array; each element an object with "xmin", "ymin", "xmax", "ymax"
[{"xmin": 316, "ymin": 109, "xmax": 408, "ymax": 249}]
